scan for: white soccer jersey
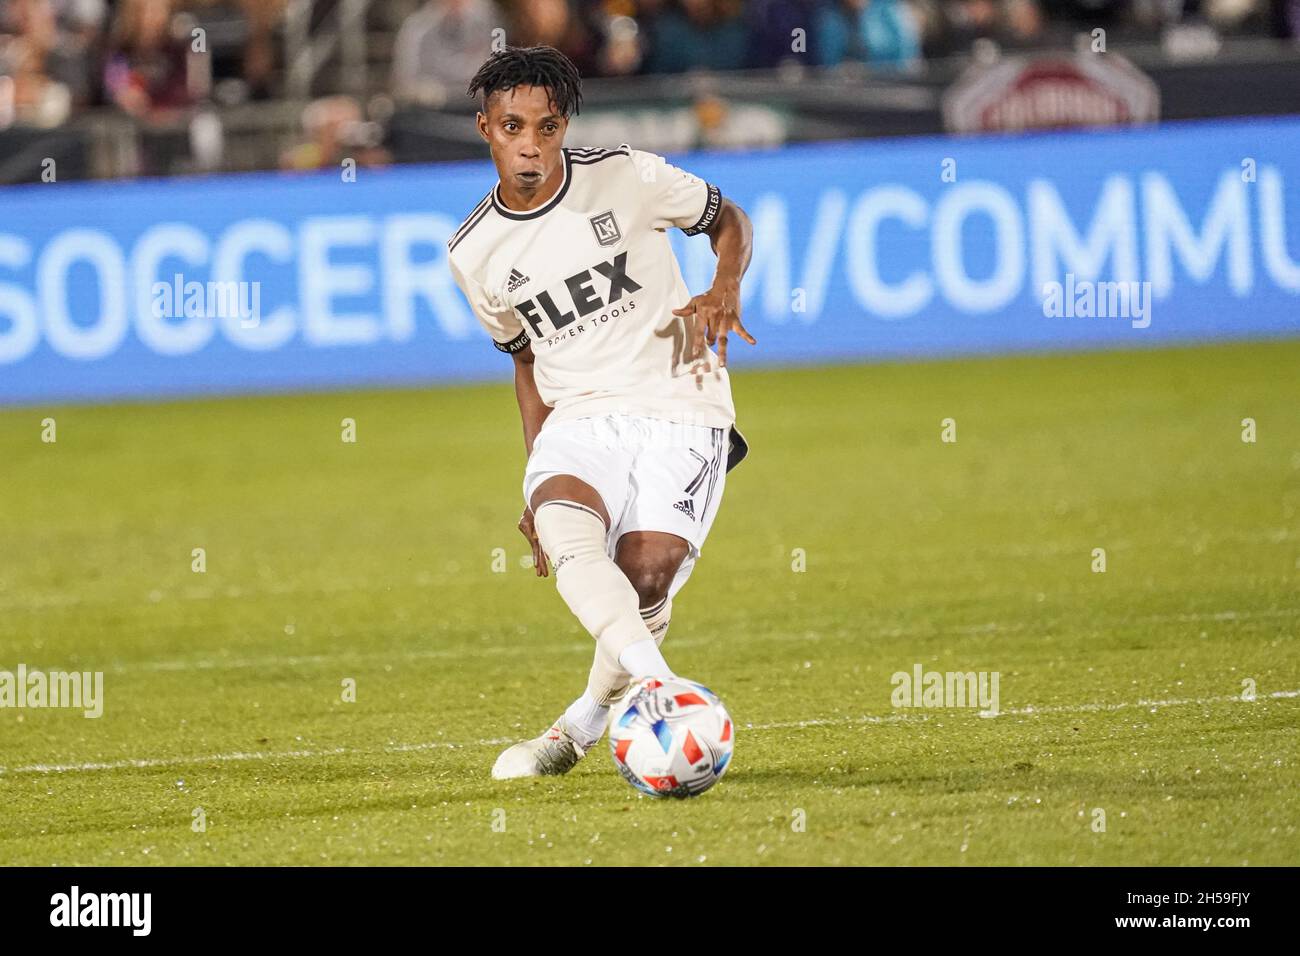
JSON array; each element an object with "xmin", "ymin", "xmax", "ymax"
[{"xmin": 446, "ymin": 145, "xmax": 735, "ymax": 430}]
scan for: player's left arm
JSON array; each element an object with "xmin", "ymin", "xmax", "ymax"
[{"xmin": 671, "ymin": 196, "xmax": 756, "ymax": 369}]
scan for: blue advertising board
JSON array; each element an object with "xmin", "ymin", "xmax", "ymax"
[{"xmin": 2, "ymin": 116, "xmax": 1298, "ymax": 405}]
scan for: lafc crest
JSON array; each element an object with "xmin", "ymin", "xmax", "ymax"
[{"xmin": 589, "ymin": 209, "xmax": 622, "ymax": 247}]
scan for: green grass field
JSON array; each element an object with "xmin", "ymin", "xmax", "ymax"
[{"xmin": 1, "ymin": 340, "xmax": 1297, "ymax": 866}]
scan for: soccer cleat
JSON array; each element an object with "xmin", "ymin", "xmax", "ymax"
[{"xmin": 491, "ymin": 719, "xmax": 589, "ymax": 779}]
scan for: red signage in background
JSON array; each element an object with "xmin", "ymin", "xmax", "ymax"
[{"xmin": 943, "ymin": 54, "xmax": 1161, "ymax": 134}]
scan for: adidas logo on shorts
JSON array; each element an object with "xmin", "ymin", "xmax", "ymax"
[{"xmin": 673, "ymin": 499, "xmax": 696, "ymax": 520}]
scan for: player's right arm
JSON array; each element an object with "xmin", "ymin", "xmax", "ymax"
[
  {"xmin": 448, "ymin": 251, "xmax": 552, "ymax": 575},
  {"xmin": 511, "ymin": 343, "xmax": 550, "ymax": 459},
  {"xmin": 511, "ymin": 344, "xmax": 553, "ymax": 577}
]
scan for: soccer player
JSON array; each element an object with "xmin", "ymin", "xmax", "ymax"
[{"xmin": 446, "ymin": 45, "xmax": 755, "ymax": 779}]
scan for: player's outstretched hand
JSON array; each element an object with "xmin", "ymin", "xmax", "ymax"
[
  {"xmin": 672, "ymin": 278, "xmax": 756, "ymax": 373},
  {"xmin": 518, "ymin": 507, "xmax": 548, "ymax": 577}
]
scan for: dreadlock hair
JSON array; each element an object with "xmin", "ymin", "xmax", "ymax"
[{"xmin": 466, "ymin": 45, "xmax": 584, "ymax": 119}]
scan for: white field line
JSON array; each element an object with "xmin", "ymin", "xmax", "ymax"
[
  {"xmin": 1, "ymin": 689, "xmax": 1294, "ymax": 778},
  {"xmin": 996, "ymin": 688, "xmax": 1299, "ymax": 716},
  {"xmin": 18, "ymin": 606, "xmax": 1298, "ymax": 677}
]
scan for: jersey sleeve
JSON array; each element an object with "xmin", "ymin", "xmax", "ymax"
[
  {"xmin": 447, "ymin": 254, "xmax": 529, "ymax": 355},
  {"xmin": 626, "ymin": 147, "xmax": 723, "ymax": 236}
]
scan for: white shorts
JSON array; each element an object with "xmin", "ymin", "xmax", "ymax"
[{"xmin": 523, "ymin": 413, "xmax": 730, "ymax": 601}]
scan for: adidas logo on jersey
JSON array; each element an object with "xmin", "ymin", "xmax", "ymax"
[
  {"xmin": 506, "ymin": 268, "xmax": 530, "ymax": 292},
  {"xmin": 673, "ymin": 499, "xmax": 696, "ymax": 520}
]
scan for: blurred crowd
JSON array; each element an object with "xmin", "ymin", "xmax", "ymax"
[
  {"xmin": 393, "ymin": 0, "xmax": 1297, "ymax": 93},
  {"xmin": 0, "ymin": 0, "xmax": 282, "ymax": 128},
  {"xmin": 0, "ymin": 0, "xmax": 1295, "ymax": 134}
]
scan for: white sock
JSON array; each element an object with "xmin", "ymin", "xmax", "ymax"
[
  {"xmin": 619, "ymin": 638, "xmax": 675, "ymax": 679},
  {"xmin": 534, "ymin": 502, "xmax": 653, "ymax": 655},
  {"xmin": 563, "ymin": 691, "xmax": 609, "ymax": 749}
]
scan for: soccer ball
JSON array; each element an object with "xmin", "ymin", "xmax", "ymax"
[{"xmin": 608, "ymin": 676, "xmax": 734, "ymax": 798}]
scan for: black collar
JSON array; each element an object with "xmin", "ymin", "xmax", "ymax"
[{"xmin": 492, "ymin": 149, "xmax": 572, "ymax": 221}]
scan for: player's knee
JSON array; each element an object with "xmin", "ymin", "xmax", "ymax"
[
  {"xmin": 616, "ymin": 537, "xmax": 688, "ymax": 609},
  {"xmin": 530, "ymin": 476, "xmax": 610, "ymax": 528},
  {"xmin": 630, "ymin": 572, "xmax": 672, "ymax": 610}
]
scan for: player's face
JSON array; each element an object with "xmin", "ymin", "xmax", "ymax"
[{"xmin": 478, "ymin": 85, "xmax": 567, "ymax": 203}]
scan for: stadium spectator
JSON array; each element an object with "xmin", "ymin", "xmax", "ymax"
[
  {"xmin": 169, "ymin": 1, "xmax": 286, "ymax": 100},
  {"xmin": 745, "ymin": 0, "xmax": 821, "ymax": 68},
  {"xmin": 392, "ymin": 0, "xmax": 505, "ymax": 103},
  {"xmin": 613, "ymin": 0, "xmax": 665, "ymax": 73},
  {"xmin": 641, "ymin": 0, "xmax": 748, "ymax": 73},
  {"xmin": 236, "ymin": 0, "xmax": 285, "ymax": 98},
  {"xmin": 1000, "ymin": 0, "xmax": 1046, "ymax": 46},
  {"xmin": 814, "ymin": 0, "xmax": 923, "ymax": 68},
  {"xmin": 280, "ymin": 94, "xmax": 390, "ymax": 171},
  {"xmin": 0, "ymin": 0, "xmax": 104, "ymax": 116},
  {"xmin": 103, "ymin": 0, "xmax": 207, "ymax": 124},
  {"xmin": 596, "ymin": 12, "xmax": 645, "ymax": 75},
  {"xmin": 0, "ymin": 22, "xmax": 73, "ymax": 127},
  {"xmin": 925, "ymin": 0, "xmax": 1000, "ymax": 55},
  {"xmin": 510, "ymin": 0, "xmax": 602, "ymax": 78}
]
